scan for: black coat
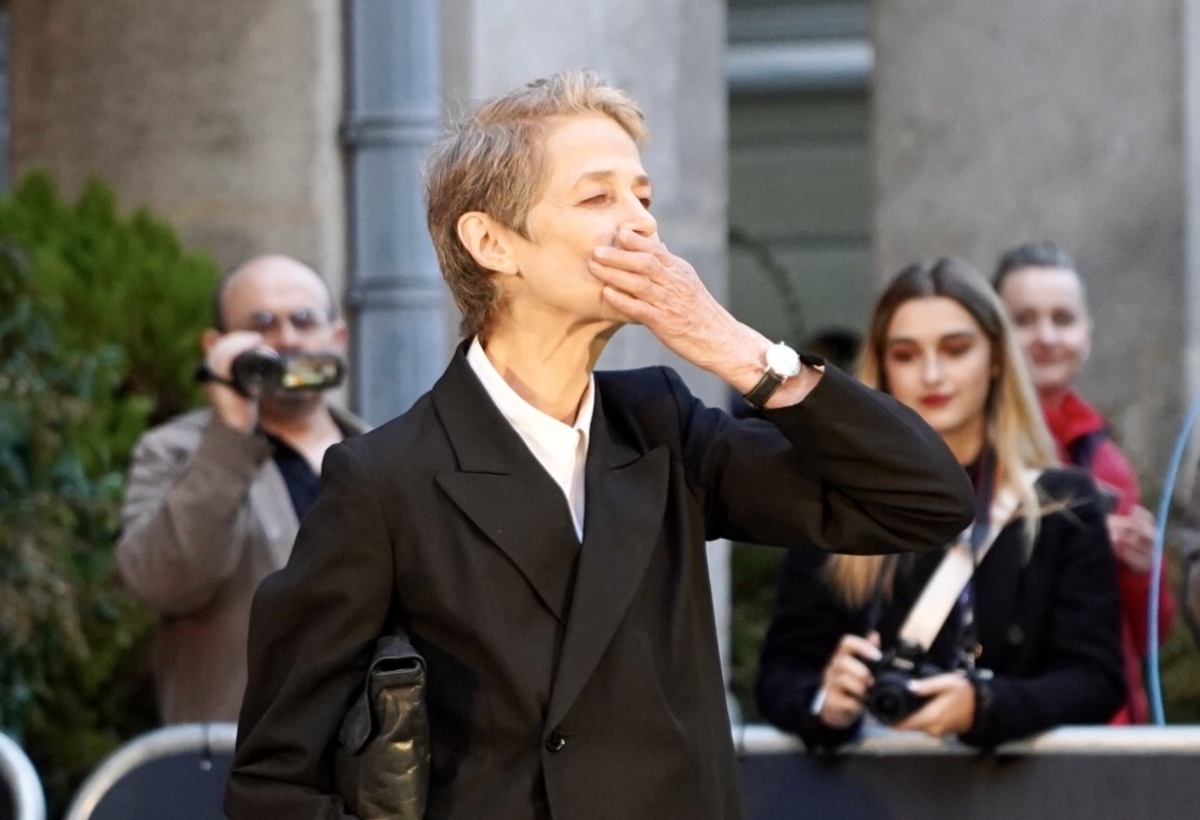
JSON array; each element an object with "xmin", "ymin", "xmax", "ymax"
[
  {"xmin": 224, "ymin": 345, "xmax": 974, "ymax": 820},
  {"xmin": 756, "ymin": 468, "xmax": 1126, "ymax": 751}
]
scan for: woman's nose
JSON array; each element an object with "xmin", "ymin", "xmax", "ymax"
[
  {"xmin": 921, "ymin": 353, "xmax": 943, "ymax": 383},
  {"xmin": 622, "ymin": 196, "xmax": 657, "ymax": 237}
]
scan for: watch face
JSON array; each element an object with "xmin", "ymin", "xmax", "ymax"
[{"xmin": 766, "ymin": 343, "xmax": 802, "ymax": 378}]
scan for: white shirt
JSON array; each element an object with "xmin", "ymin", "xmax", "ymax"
[{"xmin": 466, "ymin": 337, "xmax": 593, "ymax": 541}]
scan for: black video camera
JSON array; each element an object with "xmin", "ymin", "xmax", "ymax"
[
  {"xmin": 227, "ymin": 348, "xmax": 346, "ymax": 399},
  {"xmin": 865, "ymin": 640, "xmax": 943, "ymax": 725}
]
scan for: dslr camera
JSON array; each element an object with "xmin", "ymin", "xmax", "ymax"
[
  {"xmin": 865, "ymin": 639, "xmax": 943, "ymax": 725},
  {"xmin": 227, "ymin": 348, "xmax": 346, "ymax": 399}
]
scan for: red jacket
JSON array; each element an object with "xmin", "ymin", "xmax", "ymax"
[{"xmin": 1043, "ymin": 390, "xmax": 1176, "ymax": 723}]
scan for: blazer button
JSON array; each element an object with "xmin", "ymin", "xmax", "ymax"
[
  {"xmin": 1006, "ymin": 625, "xmax": 1025, "ymax": 645},
  {"xmin": 545, "ymin": 728, "xmax": 567, "ymax": 752}
]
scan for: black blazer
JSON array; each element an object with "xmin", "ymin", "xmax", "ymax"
[
  {"xmin": 756, "ymin": 468, "xmax": 1126, "ymax": 751},
  {"xmin": 224, "ymin": 345, "xmax": 974, "ymax": 820}
]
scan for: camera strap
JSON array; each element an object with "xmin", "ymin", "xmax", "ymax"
[
  {"xmin": 194, "ymin": 362, "xmax": 234, "ymax": 389},
  {"xmin": 894, "ymin": 468, "xmax": 1037, "ymax": 656}
]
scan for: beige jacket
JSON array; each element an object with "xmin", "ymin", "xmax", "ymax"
[{"xmin": 117, "ymin": 406, "xmax": 366, "ymax": 723}]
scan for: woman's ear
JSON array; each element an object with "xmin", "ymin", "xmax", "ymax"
[{"xmin": 457, "ymin": 212, "xmax": 519, "ymax": 275}]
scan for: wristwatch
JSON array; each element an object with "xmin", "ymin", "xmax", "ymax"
[{"xmin": 743, "ymin": 341, "xmax": 802, "ymax": 409}]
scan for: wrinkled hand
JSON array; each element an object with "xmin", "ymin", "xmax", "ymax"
[
  {"xmin": 893, "ymin": 672, "xmax": 976, "ymax": 737},
  {"xmin": 588, "ymin": 228, "xmax": 755, "ymax": 371},
  {"xmin": 587, "ymin": 228, "xmax": 823, "ymax": 404},
  {"xmin": 816, "ymin": 633, "xmax": 881, "ymax": 729},
  {"xmin": 203, "ymin": 330, "xmax": 266, "ymax": 434},
  {"xmin": 1109, "ymin": 505, "xmax": 1157, "ymax": 574}
]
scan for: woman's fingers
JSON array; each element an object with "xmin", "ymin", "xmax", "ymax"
[
  {"xmin": 1108, "ymin": 510, "xmax": 1156, "ymax": 573},
  {"xmin": 894, "ymin": 672, "xmax": 975, "ymax": 737},
  {"xmin": 590, "ymin": 233, "xmax": 735, "ymax": 359},
  {"xmin": 817, "ymin": 634, "xmax": 885, "ymax": 728}
]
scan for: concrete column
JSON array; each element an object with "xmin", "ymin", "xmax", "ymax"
[
  {"xmin": 873, "ymin": 0, "xmax": 1188, "ymax": 484},
  {"xmin": 441, "ymin": 0, "xmax": 735, "ymax": 708},
  {"xmin": 8, "ymin": 0, "xmax": 345, "ymax": 289}
]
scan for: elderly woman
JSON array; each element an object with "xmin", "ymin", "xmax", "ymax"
[{"xmin": 224, "ymin": 70, "xmax": 973, "ymax": 820}]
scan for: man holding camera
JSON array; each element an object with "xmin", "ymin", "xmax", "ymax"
[{"xmin": 116, "ymin": 254, "xmax": 366, "ymax": 724}]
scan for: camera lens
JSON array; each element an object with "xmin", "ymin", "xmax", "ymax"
[
  {"xmin": 867, "ymin": 683, "xmax": 909, "ymax": 724},
  {"xmin": 866, "ymin": 642, "xmax": 939, "ymax": 725},
  {"xmin": 230, "ymin": 349, "xmax": 284, "ymax": 398},
  {"xmin": 867, "ymin": 679, "xmax": 910, "ymax": 724}
]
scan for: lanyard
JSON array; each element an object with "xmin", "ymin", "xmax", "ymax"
[
  {"xmin": 955, "ymin": 451, "xmax": 996, "ymax": 668},
  {"xmin": 891, "ymin": 453, "xmax": 1026, "ymax": 665}
]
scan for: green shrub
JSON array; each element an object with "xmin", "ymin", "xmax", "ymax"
[
  {"xmin": 0, "ymin": 170, "xmax": 219, "ymax": 815},
  {"xmin": 0, "ymin": 170, "xmax": 219, "ymax": 427}
]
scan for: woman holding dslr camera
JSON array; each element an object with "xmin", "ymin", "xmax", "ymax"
[{"xmin": 756, "ymin": 257, "xmax": 1125, "ymax": 750}]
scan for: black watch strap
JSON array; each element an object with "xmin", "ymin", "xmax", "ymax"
[
  {"xmin": 743, "ymin": 370, "xmax": 786, "ymax": 410},
  {"xmin": 742, "ymin": 351, "xmax": 826, "ymax": 410}
]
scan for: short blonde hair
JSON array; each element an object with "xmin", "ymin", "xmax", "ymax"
[{"xmin": 425, "ymin": 69, "xmax": 646, "ymax": 338}]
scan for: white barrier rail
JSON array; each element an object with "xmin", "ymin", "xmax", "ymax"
[
  {"xmin": 0, "ymin": 731, "xmax": 45, "ymax": 820},
  {"xmin": 734, "ymin": 721, "xmax": 1200, "ymax": 755}
]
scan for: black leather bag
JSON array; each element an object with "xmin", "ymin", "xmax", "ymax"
[{"xmin": 333, "ymin": 630, "xmax": 430, "ymax": 820}]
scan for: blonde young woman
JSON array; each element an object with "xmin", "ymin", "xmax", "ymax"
[{"xmin": 756, "ymin": 257, "xmax": 1126, "ymax": 750}]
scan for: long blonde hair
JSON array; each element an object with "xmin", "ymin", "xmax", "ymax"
[{"xmin": 827, "ymin": 257, "xmax": 1060, "ymax": 606}]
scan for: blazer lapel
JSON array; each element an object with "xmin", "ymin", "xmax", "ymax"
[
  {"xmin": 546, "ymin": 392, "xmax": 669, "ymax": 728},
  {"xmin": 432, "ymin": 347, "xmax": 581, "ymax": 623}
]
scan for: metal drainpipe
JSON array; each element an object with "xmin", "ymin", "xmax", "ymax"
[{"xmin": 342, "ymin": 0, "xmax": 445, "ymax": 425}]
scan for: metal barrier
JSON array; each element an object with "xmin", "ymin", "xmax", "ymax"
[
  {"xmin": 50, "ymin": 719, "xmax": 1200, "ymax": 819},
  {"xmin": 735, "ymin": 723, "xmax": 1200, "ymax": 820},
  {"xmin": 0, "ymin": 732, "xmax": 45, "ymax": 820},
  {"xmin": 63, "ymin": 723, "xmax": 236, "ymax": 820}
]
